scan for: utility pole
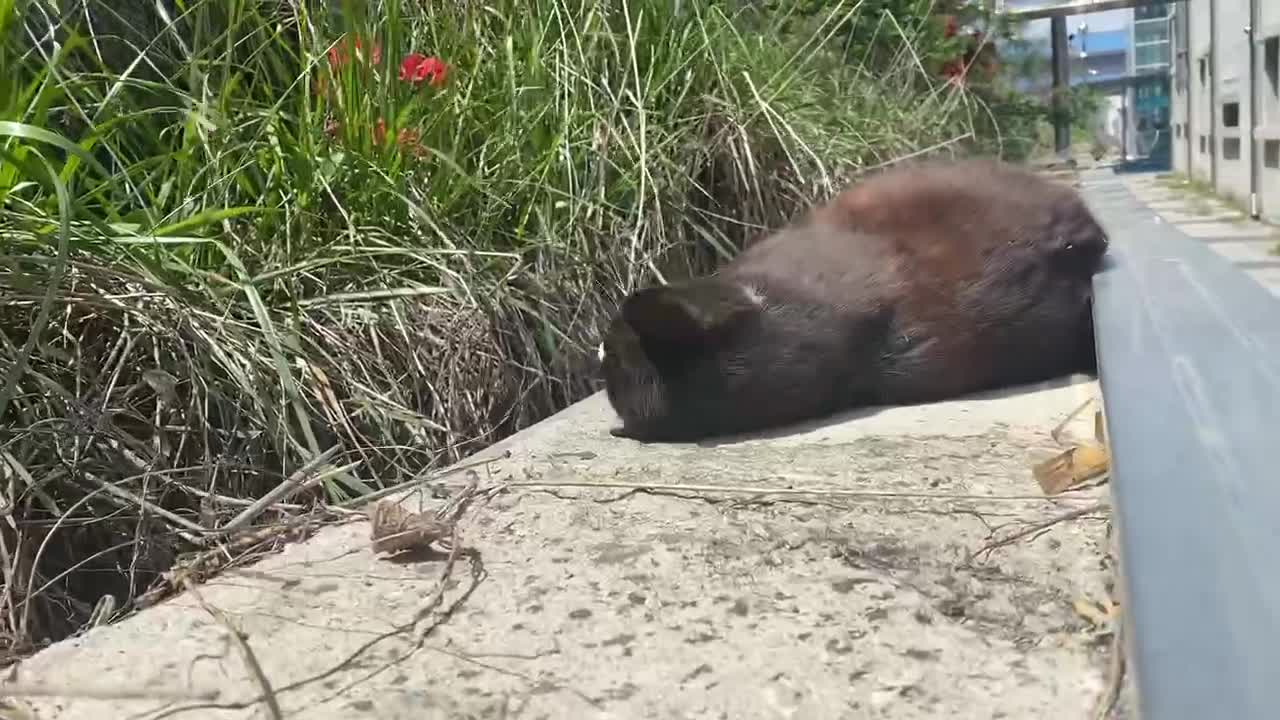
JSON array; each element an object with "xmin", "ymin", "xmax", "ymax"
[{"xmin": 1050, "ymin": 15, "xmax": 1072, "ymax": 160}]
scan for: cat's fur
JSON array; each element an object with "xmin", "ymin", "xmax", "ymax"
[{"xmin": 598, "ymin": 158, "xmax": 1109, "ymax": 442}]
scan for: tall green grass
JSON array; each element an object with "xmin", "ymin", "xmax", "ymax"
[{"xmin": 0, "ymin": 0, "xmax": 1036, "ymax": 653}]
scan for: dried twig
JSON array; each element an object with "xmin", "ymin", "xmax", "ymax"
[
  {"xmin": 967, "ymin": 501, "xmax": 1110, "ymax": 564},
  {"xmin": 1092, "ymin": 613, "xmax": 1127, "ymax": 720},
  {"xmin": 133, "ymin": 510, "xmax": 354, "ymax": 610},
  {"xmin": 215, "ymin": 446, "xmax": 345, "ymax": 536},
  {"xmin": 503, "ymin": 478, "xmax": 1077, "ymax": 504},
  {"xmin": 337, "ymin": 451, "xmax": 508, "ymax": 509},
  {"xmin": 180, "ymin": 577, "xmax": 282, "ymax": 720},
  {"xmin": 138, "ymin": 482, "xmax": 486, "ymax": 719},
  {"xmin": 78, "ymin": 471, "xmax": 207, "ymax": 539},
  {"xmin": 1051, "ymin": 396, "xmax": 1097, "ymax": 448}
]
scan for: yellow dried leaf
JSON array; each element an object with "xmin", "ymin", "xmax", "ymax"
[
  {"xmin": 1033, "ymin": 443, "xmax": 1111, "ymax": 496},
  {"xmin": 0, "ymin": 698, "xmax": 39, "ymax": 720},
  {"xmin": 1072, "ymin": 598, "xmax": 1113, "ymax": 628}
]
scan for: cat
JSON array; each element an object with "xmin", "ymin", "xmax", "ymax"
[{"xmin": 598, "ymin": 157, "xmax": 1109, "ymax": 442}]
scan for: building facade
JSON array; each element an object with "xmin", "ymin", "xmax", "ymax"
[
  {"xmin": 1129, "ymin": 4, "xmax": 1173, "ymax": 159},
  {"xmin": 1170, "ymin": 0, "xmax": 1280, "ymax": 222}
]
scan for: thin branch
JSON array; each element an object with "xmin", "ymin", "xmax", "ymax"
[
  {"xmin": 968, "ymin": 501, "xmax": 1110, "ymax": 564},
  {"xmin": 502, "ymin": 478, "xmax": 1087, "ymax": 504}
]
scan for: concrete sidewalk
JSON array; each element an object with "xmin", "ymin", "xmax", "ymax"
[
  {"xmin": 1116, "ymin": 171, "xmax": 1280, "ymax": 296},
  {"xmin": 5, "ymin": 376, "xmax": 1115, "ymax": 719}
]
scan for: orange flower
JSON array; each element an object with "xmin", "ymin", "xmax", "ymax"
[
  {"xmin": 328, "ymin": 34, "xmax": 383, "ymax": 70},
  {"xmin": 396, "ymin": 127, "xmax": 428, "ymax": 157}
]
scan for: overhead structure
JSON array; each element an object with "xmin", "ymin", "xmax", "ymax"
[
  {"xmin": 998, "ymin": 0, "xmax": 1175, "ymax": 21},
  {"xmin": 995, "ymin": 0, "xmax": 1178, "ymax": 159}
]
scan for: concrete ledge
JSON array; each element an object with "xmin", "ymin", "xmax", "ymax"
[
  {"xmin": 1085, "ymin": 171, "xmax": 1280, "ymax": 720},
  {"xmin": 6, "ymin": 378, "xmax": 1112, "ymax": 719}
]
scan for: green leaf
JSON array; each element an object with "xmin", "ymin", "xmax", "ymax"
[{"xmin": 0, "ymin": 121, "xmax": 111, "ymax": 179}]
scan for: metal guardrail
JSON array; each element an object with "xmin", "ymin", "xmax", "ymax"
[{"xmin": 1086, "ymin": 177, "xmax": 1280, "ymax": 720}]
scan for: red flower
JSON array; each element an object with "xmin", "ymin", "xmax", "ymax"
[
  {"xmin": 399, "ymin": 53, "xmax": 449, "ymax": 88},
  {"xmin": 942, "ymin": 15, "xmax": 959, "ymax": 39},
  {"xmin": 942, "ymin": 59, "xmax": 967, "ymax": 85}
]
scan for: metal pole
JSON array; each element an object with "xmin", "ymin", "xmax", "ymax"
[
  {"xmin": 1182, "ymin": 3, "xmax": 1193, "ymax": 174},
  {"xmin": 1122, "ymin": 88, "xmax": 1129, "ymax": 159},
  {"xmin": 1248, "ymin": 0, "xmax": 1260, "ymax": 217},
  {"xmin": 1051, "ymin": 16, "xmax": 1072, "ymax": 159},
  {"xmin": 1209, "ymin": 0, "xmax": 1218, "ymax": 188}
]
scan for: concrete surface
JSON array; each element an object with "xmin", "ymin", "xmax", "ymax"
[
  {"xmin": 1082, "ymin": 167, "xmax": 1280, "ymax": 720},
  {"xmin": 1121, "ymin": 174, "xmax": 1280, "ymax": 296},
  {"xmin": 3, "ymin": 377, "xmax": 1117, "ymax": 720}
]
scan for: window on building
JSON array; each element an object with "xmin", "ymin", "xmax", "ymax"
[
  {"xmin": 1223, "ymin": 102, "xmax": 1240, "ymax": 128},
  {"xmin": 1176, "ymin": 124, "xmax": 1182, "ymax": 139},
  {"xmin": 1135, "ymin": 43, "xmax": 1169, "ymax": 68},
  {"xmin": 1137, "ymin": 82, "xmax": 1169, "ymax": 100},
  {"xmin": 1135, "ymin": 24, "xmax": 1170, "ymax": 45},
  {"xmin": 1223, "ymin": 137, "xmax": 1241, "ymax": 160},
  {"xmin": 1200, "ymin": 135, "xmax": 1207, "ymax": 153},
  {"xmin": 1135, "ymin": 5, "xmax": 1170, "ymax": 21},
  {"xmin": 1265, "ymin": 140, "xmax": 1280, "ymax": 169},
  {"xmin": 1266, "ymin": 37, "xmax": 1279, "ymax": 98},
  {"xmin": 1199, "ymin": 56, "xmax": 1208, "ymax": 85}
]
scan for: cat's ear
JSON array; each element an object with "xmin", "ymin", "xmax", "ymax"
[{"xmin": 621, "ymin": 281, "xmax": 760, "ymax": 344}]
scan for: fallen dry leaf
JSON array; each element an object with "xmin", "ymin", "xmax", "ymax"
[
  {"xmin": 1033, "ymin": 443, "xmax": 1111, "ymax": 496},
  {"xmin": 367, "ymin": 499, "xmax": 453, "ymax": 555},
  {"xmin": 1072, "ymin": 597, "xmax": 1120, "ymax": 629},
  {"xmin": 0, "ymin": 698, "xmax": 39, "ymax": 720}
]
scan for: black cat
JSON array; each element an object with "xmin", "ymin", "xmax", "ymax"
[{"xmin": 599, "ymin": 158, "xmax": 1108, "ymax": 442}]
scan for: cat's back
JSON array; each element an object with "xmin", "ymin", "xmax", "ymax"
[
  {"xmin": 721, "ymin": 221, "xmax": 903, "ymax": 309},
  {"xmin": 721, "ymin": 159, "xmax": 1046, "ymax": 299},
  {"xmin": 809, "ymin": 157, "xmax": 1105, "ymax": 265},
  {"xmin": 720, "ymin": 157, "xmax": 1105, "ymax": 402}
]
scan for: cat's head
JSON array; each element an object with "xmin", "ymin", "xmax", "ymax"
[{"xmin": 598, "ymin": 278, "xmax": 766, "ymax": 442}]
